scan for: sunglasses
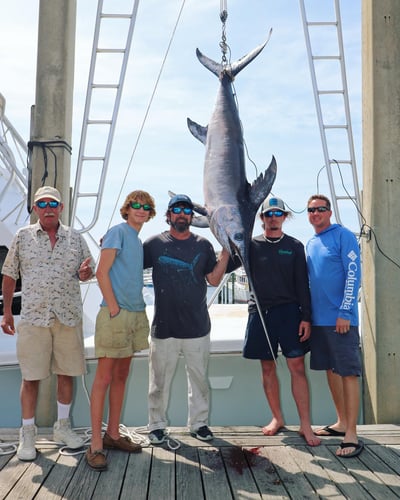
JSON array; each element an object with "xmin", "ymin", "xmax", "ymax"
[
  {"xmin": 36, "ymin": 200, "xmax": 60, "ymax": 209},
  {"xmin": 171, "ymin": 206, "xmax": 193, "ymax": 215},
  {"xmin": 307, "ymin": 206, "xmax": 329, "ymax": 213},
  {"xmin": 130, "ymin": 202, "xmax": 151, "ymax": 211},
  {"xmin": 263, "ymin": 210, "xmax": 285, "ymax": 218}
]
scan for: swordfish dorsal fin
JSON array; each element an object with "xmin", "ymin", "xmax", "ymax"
[
  {"xmin": 196, "ymin": 29, "xmax": 272, "ymax": 80},
  {"xmin": 248, "ymin": 155, "xmax": 277, "ymax": 210}
]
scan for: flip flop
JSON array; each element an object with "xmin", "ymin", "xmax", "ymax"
[
  {"xmin": 315, "ymin": 425, "xmax": 345, "ymax": 437},
  {"xmin": 337, "ymin": 440, "xmax": 364, "ymax": 458}
]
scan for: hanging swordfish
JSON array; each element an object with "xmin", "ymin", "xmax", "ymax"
[{"xmin": 187, "ymin": 39, "xmax": 277, "ymax": 277}]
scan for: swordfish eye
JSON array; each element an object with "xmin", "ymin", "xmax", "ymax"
[{"xmin": 234, "ymin": 233, "xmax": 244, "ymax": 241}]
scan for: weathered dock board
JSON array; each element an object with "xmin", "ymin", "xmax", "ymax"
[{"xmin": 0, "ymin": 425, "xmax": 399, "ymax": 499}]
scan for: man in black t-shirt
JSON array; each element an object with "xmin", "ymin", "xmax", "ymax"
[
  {"xmin": 244, "ymin": 196, "xmax": 320, "ymax": 447},
  {"xmin": 144, "ymin": 194, "xmax": 230, "ymax": 444}
]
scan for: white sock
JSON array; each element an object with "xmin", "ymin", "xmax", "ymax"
[
  {"xmin": 57, "ymin": 401, "xmax": 71, "ymax": 421},
  {"xmin": 22, "ymin": 417, "xmax": 35, "ymax": 427}
]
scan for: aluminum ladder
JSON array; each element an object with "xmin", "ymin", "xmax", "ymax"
[
  {"xmin": 299, "ymin": 0, "xmax": 362, "ymax": 232},
  {"xmin": 71, "ymin": 0, "xmax": 140, "ymax": 232}
]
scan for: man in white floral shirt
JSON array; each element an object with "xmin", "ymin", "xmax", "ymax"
[{"xmin": 1, "ymin": 186, "xmax": 94, "ymax": 461}]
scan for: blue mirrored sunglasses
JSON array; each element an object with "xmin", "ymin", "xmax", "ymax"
[
  {"xmin": 171, "ymin": 206, "xmax": 193, "ymax": 215},
  {"xmin": 130, "ymin": 202, "xmax": 151, "ymax": 211},
  {"xmin": 263, "ymin": 210, "xmax": 284, "ymax": 217},
  {"xmin": 36, "ymin": 200, "xmax": 60, "ymax": 209},
  {"xmin": 307, "ymin": 206, "xmax": 329, "ymax": 213}
]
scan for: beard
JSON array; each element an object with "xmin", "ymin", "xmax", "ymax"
[{"xmin": 170, "ymin": 219, "xmax": 190, "ymax": 233}]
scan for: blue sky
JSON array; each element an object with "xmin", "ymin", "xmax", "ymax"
[{"xmin": 0, "ymin": 0, "xmax": 361, "ymax": 254}]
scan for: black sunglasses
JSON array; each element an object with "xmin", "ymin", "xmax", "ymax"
[
  {"xmin": 307, "ymin": 206, "xmax": 329, "ymax": 213},
  {"xmin": 130, "ymin": 202, "xmax": 151, "ymax": 211}
]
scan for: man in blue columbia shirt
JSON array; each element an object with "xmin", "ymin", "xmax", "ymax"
[{"xmin": 306, "ymin": 194, "xmax": 363, "ymax": 458}]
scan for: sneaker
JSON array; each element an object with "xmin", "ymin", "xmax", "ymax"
[
  {"xmin": 53, "ymin": 418, "xmax": 84, "ymax": 449},
  {"xmin": 148, "ymin": 428, "xmax": 167, "ymax": 445},
  {"xmin": 85, "ymin": 447, "xmax": 107, "ymax": 471},
  {"xmin": 191, "ymin": 426, "xmax": 214, "ymax": 441},
  {"xmin": 103, "ymin": 432, "xmax": 142, "ymax": 453},
  {"xmin": 17, "ymin": 424, "xmax": 37, "ymax": 461}
]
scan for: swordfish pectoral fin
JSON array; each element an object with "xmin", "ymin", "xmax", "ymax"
[
  {"xmin": 191, "ymin": 215, "xmax": 210, "ymax": 228},
  {"xmin": 249, "ymin": 155, "xmax": 277, "ymax": 209},
  {"xmin": 187, "ymin": 118, "xmax": 208, "ymax": 145}
]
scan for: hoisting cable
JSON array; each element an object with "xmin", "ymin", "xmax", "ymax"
[{"xmin": 220, "ymin": 0, "xmax": 228, "ymax": 66}]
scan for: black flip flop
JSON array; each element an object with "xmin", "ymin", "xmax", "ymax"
[
  {"xmin": 315, "ymin": 425, "xmax": 345, "ymax": 437},
  {"xmin": 337, "ymin": 440, "xmax": 364, "ymax": 458}
]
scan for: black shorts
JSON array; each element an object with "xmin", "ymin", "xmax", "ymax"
[{"xmin": 243, "ymin": 303, "xmax": 310, "ymax": 360}]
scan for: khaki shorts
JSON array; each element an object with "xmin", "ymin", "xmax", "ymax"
[
  {"xmin": 95, "ymin": 307, "xmax": 149, "ymax": 358},
  {"xmin": 17, "ymin": 318, "xmax": 86, "ymax": 381}
]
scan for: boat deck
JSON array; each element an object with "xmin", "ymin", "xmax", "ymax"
[{"xmin": 1, "ymin": 425, "xmax": 400, "ymax": 499}]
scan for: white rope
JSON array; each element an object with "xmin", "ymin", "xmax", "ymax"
[{"xmin": 0, "ymin": 440, "xmax": 17, "ymax": 456}]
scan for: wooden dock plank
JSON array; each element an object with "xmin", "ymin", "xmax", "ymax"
[
  {"xmin": 288, "ymin": 445, "xmax": 345, "ymax": 499},
  {"xmin": 147, "ymin": 446, "xmax": 175, "ymax": 500},
  {"xmin": 309, "ymin": 445, "xmax": 376, "ymax": 500},
  {"xmin": 34, "ymin": 451, "xmax": 81, "ymax": 500},
  {"xmin": 175, "ymin": 446, "xmax": 204, "ymax": 500},
  {"xmin": 220, "ymin": 446, "xmax": 260, "ymax": 499},
  {"xmin": 92, "ymin": 450, "xmax": 129, "ymax": 499},
  {"xmin": 242, "ymin": 447, "xmax": 290, "ymax": 500},
  {"xmin": 198, "ymin": 447, "xmax": 233, "ymax": 499},
  {"xmin": 263, "ymin": 445, "xmax": 319, "ymax": 499},
  {"xmin": 0, "ymin": 455, "xmax": 33, "ymax": 498},
  {"xmin": 119, "ymin": 447, "xmax": 152, "ymax": 500}
]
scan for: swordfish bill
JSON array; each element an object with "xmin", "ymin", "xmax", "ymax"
[{"xmin": 187, "ymin": 39, "xmax": 277, "ymax": 278}]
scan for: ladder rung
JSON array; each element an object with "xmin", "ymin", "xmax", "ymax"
[
  {"xmin": 87, "ymin": 120, "xmax": 112, "ymax": 125},
  {"xmin": 336, "ymin": 195, "xmax": 357, "ymax": 201},
  {"xmin": 323, "ymin": 125, "xmax": 348, "ymax": 130},
  {"xmin": 313, "ymin": 55, "xmax": 340, "ymax": 60},
  {"xmin": 81, "ymin": 156, "xmax": 105, "ymax": 161},
  {"xmin": 329, "ymin": 160, "xmax": 351, "ymax": 165},
  {"xmin": 307, "ymin": 21, "xmax": 337, "ymax": 27},
  {"xmin": 318, "ymin": 90, "xmax": 344, "ymax": 95},
  {"xmin": 101, "ymin": 14, "xmax": 132, "ymax": 19},
  {"xmin": 91, "ymin": 84, "xmax": 119, "ymax": 89},
  {"xmin": 77, "ymin": 192, "xmax": 100, "ymax": 198},
  {"xmin": 97, "ymin": 48, "xmax": 125, "ymax": 54}
]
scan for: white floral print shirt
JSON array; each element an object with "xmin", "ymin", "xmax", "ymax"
[{"xmin": 2, "ymin": 221, "xmax": 93, "ymax": 327}]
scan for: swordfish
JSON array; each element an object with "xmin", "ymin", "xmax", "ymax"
[{"xmin": 187, "ymin": 40, "xmax": 277, "ymax": 277}]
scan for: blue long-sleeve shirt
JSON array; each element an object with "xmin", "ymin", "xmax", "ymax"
[{"xmin": 306, "ymin": 224, "xmax": 360, "ymax": 326}]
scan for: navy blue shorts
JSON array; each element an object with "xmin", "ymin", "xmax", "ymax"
[
  {"xmin": 310, "ymin": 326, "xmax": 361, "ymax": 377},
  {"xmin": 243, "ymin": 303, "xmax": 310, "ymax": 360}
]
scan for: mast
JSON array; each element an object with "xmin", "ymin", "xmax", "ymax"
[
  {"xmin": 29, "ymin": 0, "xmax": 76, "ymax": 224},
  {"xmin": 29, "ymin": 0, "xmax": 77, "ymax": 425},
  {"xmin": 362, "ymin": 0, "xmax": 400, "ymax": 423}
]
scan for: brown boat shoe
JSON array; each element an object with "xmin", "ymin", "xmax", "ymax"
[
  {"xmin": 103, "ymin": 432, "xmax": 142, "ymax": 453},
  {"xmin": 86, "ymin": 448, "xmax": 107, "ymax": 471}
]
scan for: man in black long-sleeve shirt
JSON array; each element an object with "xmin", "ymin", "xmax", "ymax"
[{"xmin": 244, "ymin": 196, "xmax": 320, "ymax": 446}]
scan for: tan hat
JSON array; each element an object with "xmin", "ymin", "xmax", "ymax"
[
  {"xmin": 260, "ymin": 196, "xmax": 287, "ymax": 214},
  {"xmin": 34, "ymin": 186, "xmax": 62, "ymax": 203}
]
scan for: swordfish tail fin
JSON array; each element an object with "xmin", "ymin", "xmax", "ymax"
[{"xmin": 196, "ymin": 30, "xmax": 272, "ymax": 80}]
